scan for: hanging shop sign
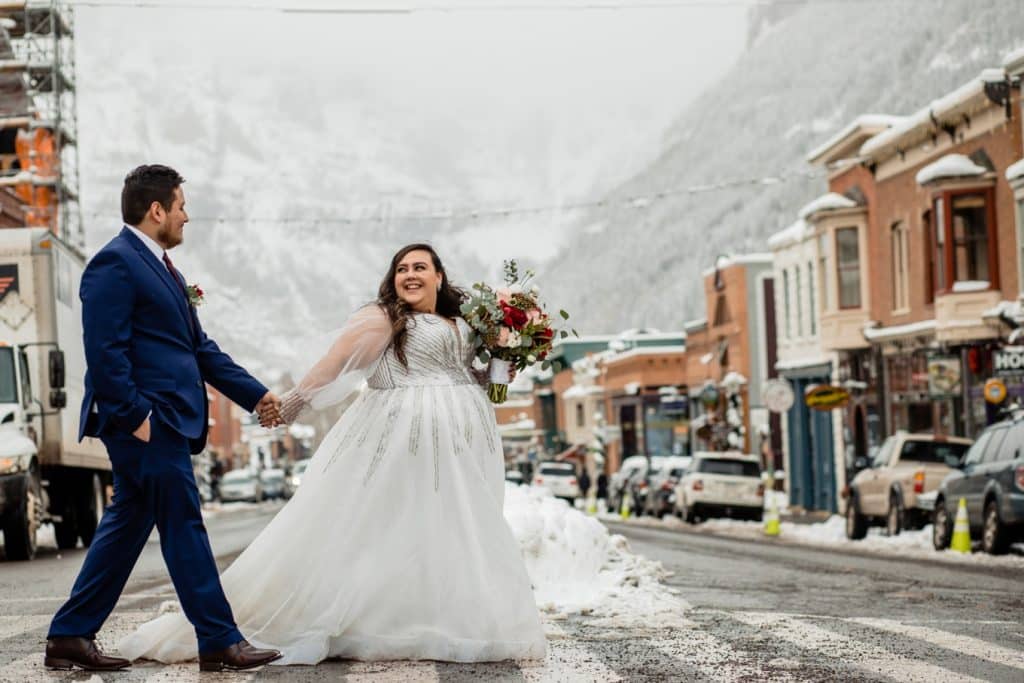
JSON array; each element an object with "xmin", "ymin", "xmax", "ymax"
[
  {"xmin": 927, "ymin": 355, "xmax": 962, "ymax": 398},
  {"xmin": 984, "ymin": 378, "xmax": 1008, "ymax": 404},
  {"xmin": 804, "ymin": 384, "xmax": 850, "ymax": 411},
  {"xmin": 762, "ymin": 379, "xmax": 795, "ymax": 414},
  {"xmin": 993, "ymin": 347, "xmax": 1024, "ymax": 378}
]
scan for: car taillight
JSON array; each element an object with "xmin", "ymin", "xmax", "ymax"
[
  {"xmin": 692, "ymin": 479, "xmax": 704, "ymax": 492},
  {"xmin": 1016, "ymin": 465, "xmax": 1024, "ymax": 491},
  {"xmin": 913, "ymin": 471, "xmax": 925, "ymax": 494},
  {"xmin": 756, "ymin": 484, "xmax": 764, "ymax": 497},
  {"xmin": 639, "ymin": 482, "xmax": 648, "ymax": 490},
  {"xmin": 568, "ymin": 478, "xmax": 577, "ymax": 486},
  {"xmin": 661, "ymin": 481, "xmax": 673, "ymax": 491},
  {"xmin": 534, "ymin": 477, "xmax": 543, "ymax": 485}
]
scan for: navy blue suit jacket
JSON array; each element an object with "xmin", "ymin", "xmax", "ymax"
[{"xmin": 79, "ymin": 227, "xmax": 266, "ymax": 454}]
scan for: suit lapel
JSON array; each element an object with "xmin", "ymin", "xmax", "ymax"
[{"xmin": 119, "ymin": 228, "xmax": 196, "ymax": 344}]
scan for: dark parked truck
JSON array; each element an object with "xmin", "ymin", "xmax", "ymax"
[{"xmin": 0, "ymin": 228, "xmax": 109, "ymax": 560}]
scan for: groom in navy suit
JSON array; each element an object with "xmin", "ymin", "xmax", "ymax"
[{"xmin": 45, "ymin": 165, "xmax": 283, "ymax": 672}]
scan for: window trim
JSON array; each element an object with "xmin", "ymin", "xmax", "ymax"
[
  {"xmin": 931, "ymin": 186, "xmax": 999, "ymax": 295},
  {"xmin": 890, "ymin": 220, "xmax": 910, "ymax": 313},
  {"xmin": 835, "ymin": 226, "xmax": 862, "ymax": 310}
]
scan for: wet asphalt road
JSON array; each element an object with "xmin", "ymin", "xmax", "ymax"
[{"xmin": 0, "ymin": 504, "xmax": 1021, "ymax": 681}]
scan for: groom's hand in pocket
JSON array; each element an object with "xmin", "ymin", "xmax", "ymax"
[{"xmin": 133, "ymin": 417, "xmax": 151, "ymax": 443}]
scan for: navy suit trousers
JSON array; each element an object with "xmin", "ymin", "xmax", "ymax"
[{"xmin": 48, "ymin": 419, "xmax": 242, "ymax": 654}]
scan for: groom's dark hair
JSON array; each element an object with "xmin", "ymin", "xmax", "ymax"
[{"xmin": 121, "ymin": 164, "xmax": 185, "ymax": 226}]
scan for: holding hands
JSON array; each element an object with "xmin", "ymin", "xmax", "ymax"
[{"xmin": 256, "ymin": 391, "xmax": 284, "ymax": 428}]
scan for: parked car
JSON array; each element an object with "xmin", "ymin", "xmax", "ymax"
[
  {"xmin": 532, "ymin": 462, "xmax": 581, "ymax": 503},
  {"xmin": 260, "ymin": 468, "xmax": 287, "ymax": 500},
  {"xmin": 285, "ymin": 459, "xmax": 311, "ymax": 498},
  {"xmin": 674, "ymin": 452, "xmax": 763, "ymax": 523},
  {"xmin": 505, "ymin": 470, "xmax": 525, "ymax": 485},
  {"xmin": 844, "ymin": 432, "xmax": 972, "ymax": 540},
  {"xmin": 607, "ymin": 455, "xmax": 652, "ymax": 513},
  {"xmin": 219, "ymin": 469, "xmax": 262, "ymax": 503},
  {"xmin": 932, "ymin": 415, "xmax": 1024, "ymax": 554},
  {"xmin": 642, "ymin": 456, "xmax": 692, "ymax": 517}
]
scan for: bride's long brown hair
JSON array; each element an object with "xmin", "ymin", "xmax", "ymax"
[{"xmin": 377, "ymin": 243, "xmax": 467, "ymax": 367}]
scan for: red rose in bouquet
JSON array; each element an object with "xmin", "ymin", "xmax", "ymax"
[{"xmin": 501, "ymin": 302, "xmax": 528, "ymax": 329}]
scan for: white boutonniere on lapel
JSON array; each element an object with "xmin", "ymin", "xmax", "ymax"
[{"xmin": 186, "ymin": 283, "xmax": 205, "ymax": 307}]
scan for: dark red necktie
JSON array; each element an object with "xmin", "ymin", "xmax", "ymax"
[{"xmin": 162, "ymin": 252, "xmax": 196, "ymax": 336}]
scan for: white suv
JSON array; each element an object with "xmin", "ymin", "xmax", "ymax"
[
  {"xmin": 674, "ymin": 452, "xmax": 763, "ymax": 522},
  {"xmin": 533, "ymin": 462, "xmax": 581, "ymax": 503}
]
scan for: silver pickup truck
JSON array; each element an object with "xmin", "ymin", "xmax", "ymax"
[{"xmin": 843, "ymin": 432, "xmax": 972, "ymax": 540}]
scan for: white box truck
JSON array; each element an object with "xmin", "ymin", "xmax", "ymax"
[{"xmin": 0, "ymin": 227, "xmax": 109, "ymax": 560}]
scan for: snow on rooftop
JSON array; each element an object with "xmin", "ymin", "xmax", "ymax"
[
  {"xmin": 860, "ymin": 71, "xmax": 992, "ymax": 158},
  {"xmin": 863, "ymin": 319, "xmax": 936, "ymax": 342},
  {"xmin": 805, "ymin": 114, "xmax": 905, "ymax": 163},
  {"xmin": 700, "ymin": 253, "xmax": 773, "ymax": 277},
  {"xmin": 980, "ymin": 68, "xmax": 1007, "ymax": 83},
  {"xmin": 915, "ymin": 153, "xmax": 988, "ymax": 185},
  {"xmin": 1003, "ymin": 45, "xmax": 1024, "ymax": 70},
  {"xmin": 798, "ymin": 192, "xmax": 857, "ymax": 219},
  {"xmin": 768, "ymin": 218, "xmax": 812, "ymax": 250},
  {"xmin": 562, "ymin": 384, "xmax": 604, "ymax": 399},
  {"xmin": 1006, "ymin": 158, "xmax": 1024, "ymax": 182}
]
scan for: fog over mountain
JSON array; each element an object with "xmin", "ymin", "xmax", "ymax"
[
  {"xmin": 73, "ymin": 1, "xmax": 746, "ymax": 377},
  {"xmin": 546, "ymin": 0, "xmax": 1024, "ymax": 334}
]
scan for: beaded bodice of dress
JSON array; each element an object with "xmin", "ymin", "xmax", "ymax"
[{"xmin": 367, "ymin": 314, "xmax": 475, "ymax": 389}]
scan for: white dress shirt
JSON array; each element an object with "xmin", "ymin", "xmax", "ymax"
[{"xmin": 125, "ymin": 224, "xmax": 166, "ymax": 263}]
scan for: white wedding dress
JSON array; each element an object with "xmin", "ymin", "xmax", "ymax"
[{"xmin": 118, "ymin": 309, "xmax": 547, "ymax": 665}]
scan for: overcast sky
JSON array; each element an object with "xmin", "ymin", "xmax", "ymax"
[{"xmin": 73, "ymin": 0, "xmax": 749, "ymax": 217}]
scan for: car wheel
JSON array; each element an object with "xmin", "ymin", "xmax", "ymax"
[
  {"xmin": 845, "ymin": 496, "xmax": 868, "ymax": 540},
  {"xmin": 886, "ymin": 494, "xmax": 903, "ymax": 537},
  {"xmin": 680, "ymin": 501, "xmax": 695, "ymax": 524},
  {"xmin": 982, "ymin": 500, "xmax": 1009, "ymax": 555},
  {"xmin": 932, "ymin": 499, "xmax": 952, "ymax": 551}
]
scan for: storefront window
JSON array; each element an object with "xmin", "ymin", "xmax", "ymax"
[
  {"xmin": 644, "ymin": 395, "xmax": 689, "ymax": 456},
  {"xmin": 836, "ymin": 227, "xmax": 861, "ymax": 309},
  {"xmin": 795, "ymin": 267, "xmax": 803, "ymax": 336}
]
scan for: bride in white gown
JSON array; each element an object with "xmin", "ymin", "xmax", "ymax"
[{"xmin": 118, "ymin": 244, "xmax": 547, "ymax": 665}]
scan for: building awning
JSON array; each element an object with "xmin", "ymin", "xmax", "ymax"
[{"xmin": 863, "ymin": 319, "xmax": 936, "ymax": 343}]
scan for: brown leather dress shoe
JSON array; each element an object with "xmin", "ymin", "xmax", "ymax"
[
  {"xmin": 198, "ymin": 639, "xmax": 282, "ymax": 672},
  {"xmin": 44, "ymin": 636, "xmax": 131, "ymax": 671}
]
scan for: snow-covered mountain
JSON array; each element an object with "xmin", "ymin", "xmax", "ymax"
[
  {"xmin": 545, "ymin": 0, "xmax": 1024, "ymax": 334},
  {"xmin": 72, "ymin": 5, "xmax": 743, "ymax": 377}
]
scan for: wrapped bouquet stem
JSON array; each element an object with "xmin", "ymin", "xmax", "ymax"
[{"xmin": 488, "ymin": 358, "xmax": 512, "ymax": 404}]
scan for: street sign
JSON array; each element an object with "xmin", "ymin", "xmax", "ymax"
[
  {"xmin": 762, "ymin": 379, "xmax": 795, "ymax": 413},
  {"xmin": 804, "ymin": 384, "xmax": 850, "ymax": 411}
]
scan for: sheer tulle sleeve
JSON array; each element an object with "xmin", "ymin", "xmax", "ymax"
[{"xmin": 279, "ymin": 305, "xmax": 393, "ymax": 423}]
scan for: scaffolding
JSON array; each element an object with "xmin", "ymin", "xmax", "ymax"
[{"xmin": 0, "ymin": 0, "xmax": 81, "ymax": 249}]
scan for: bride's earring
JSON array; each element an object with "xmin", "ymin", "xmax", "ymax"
[{"xmin": 437, "ymin": 282, "xmax": 442, "ymax": 292}]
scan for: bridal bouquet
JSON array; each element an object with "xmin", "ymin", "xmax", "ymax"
[{"xmin": 461, "ymin": 260, "xmax": 576, "ymax": 404}]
